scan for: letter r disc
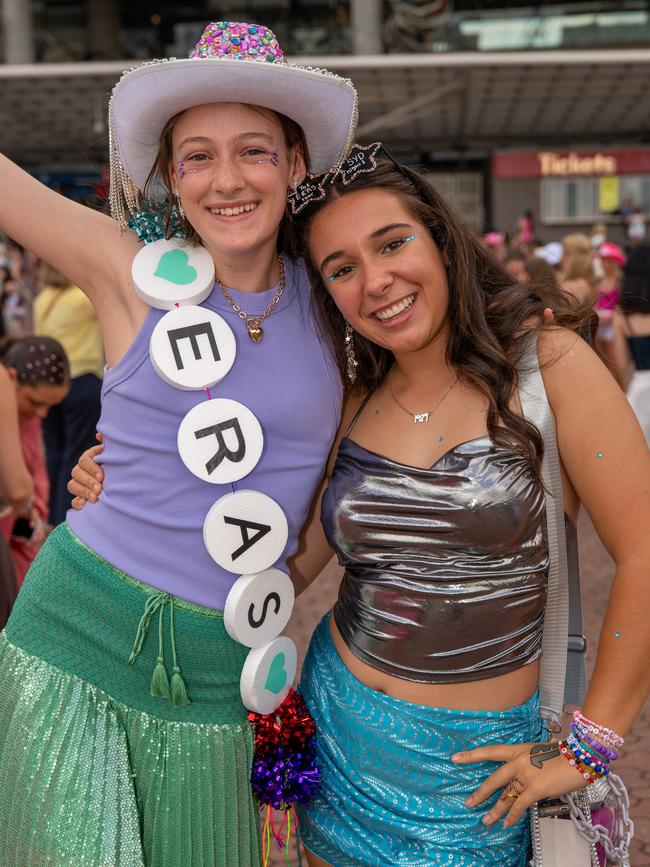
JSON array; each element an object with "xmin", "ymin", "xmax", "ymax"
[
  {"xmin": 224, "ymin": 569, "xmax": 294, "ymax": 647},
  {"xmin": 177, "ymin": 398, "xmax": 263, "ymax": 483},
  {"xmin": 150, "ymin": 306, "xmax": 236, "ymax": 390}
]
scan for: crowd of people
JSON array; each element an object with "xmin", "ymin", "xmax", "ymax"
[
  {"xmin": 0, "ymin": 19, "xmax": 648, "ymax": 867},
  {"xmin": 482, "ymin": 220, "xmax": 650, "ymax": 443}
]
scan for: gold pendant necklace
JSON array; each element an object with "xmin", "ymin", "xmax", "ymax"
[
  {"xmin": 215, "ymin": 256, "xmax": 285, "ymax": 343},
  {"xmin": 388, "ymin": 376, "xmax": 458, "ymax": 424}
]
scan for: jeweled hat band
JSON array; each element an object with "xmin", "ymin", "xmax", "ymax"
[{"xmin": 190, "ymin": 22, "xmax": 285, "ymax": 63}]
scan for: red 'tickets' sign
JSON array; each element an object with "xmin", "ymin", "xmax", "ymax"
[{"xmin": 493, "ymin": 150, "xmax": 650, "ymax": 179}]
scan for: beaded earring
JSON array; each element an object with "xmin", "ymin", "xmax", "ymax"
[
  {"xmin": 344, "ymin": 322, "xmax": 358, "ymax": 384},
  {"xmin": 174, "ymin": 190, "xmax": 186, "ymax": 221}
]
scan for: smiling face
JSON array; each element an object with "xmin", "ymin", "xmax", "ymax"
[
  {"xmin": 170, "ymin": 103, "xmax": 305, "ymax": 261},
  {"xmin": 309, "ymin": 188, "xmax": 450, "ymax": 357}
]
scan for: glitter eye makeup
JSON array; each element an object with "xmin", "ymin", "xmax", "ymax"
[
  {"xmin": 257, "ymin": 151, "xmax": 279, "ymax": 166},
  {"xmin": 177, "ymin": 160, "xmax": 205, "ymax": 178},
  {"xmin": 403, "ymin": 234, "xmax": 417, "ymax": 243}
]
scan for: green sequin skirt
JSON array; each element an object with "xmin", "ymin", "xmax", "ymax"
[{"xmin": 0, "ymin": 523, "xmax": 261, "ymax": 866}]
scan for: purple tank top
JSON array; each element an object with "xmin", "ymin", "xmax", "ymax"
[{"xmin": 67, "ymin": 257, "xmax": 342, "ymax": 609}]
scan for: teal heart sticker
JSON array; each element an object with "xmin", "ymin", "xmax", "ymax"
[
  {"xmin": 264, "ymin": 652, "xmax": 287, "ymax": 695},
  {"xmin": 154, "ymin": 249, "xmax": 198, "ymax": 286}
]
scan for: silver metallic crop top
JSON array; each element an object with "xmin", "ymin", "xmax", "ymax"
[{"xmin": 323, "ymin": 422, "xmax": 558, "ymax": 683}]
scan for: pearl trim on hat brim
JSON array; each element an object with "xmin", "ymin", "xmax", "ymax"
[{"xmin": 110, "ymin": 57, "xmax": 359, "ymax": 196}]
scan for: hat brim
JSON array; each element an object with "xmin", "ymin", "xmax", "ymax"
[{"xmin": 110, "ymin": 58, "xmax": 357, "ymax": 195}]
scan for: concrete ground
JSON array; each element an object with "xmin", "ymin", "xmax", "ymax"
[{"xmin": 268, "ymin": 512, "xmax": 649, "ymax": 866}]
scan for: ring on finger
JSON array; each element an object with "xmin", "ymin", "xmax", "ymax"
[{"xmin": 501, "ymin": 776, "xmax": 525, "ymax": 801}]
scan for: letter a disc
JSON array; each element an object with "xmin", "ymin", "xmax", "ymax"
[{"xmin": 203, "ymin": 490, "xmax": 288, "ymax": 574}]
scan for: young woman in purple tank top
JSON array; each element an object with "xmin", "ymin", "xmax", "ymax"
[
  {"xmin": 73, "ymin": 150, "xmax": 650, "ymax": 866},
  {"xmin": 0, "ymin": 22, "xmax": 357, "ymax": 866}
]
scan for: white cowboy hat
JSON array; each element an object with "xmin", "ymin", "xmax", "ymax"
[{"xmin": 109, "ymin": 21, "xmax": 358, "ymax": 220}]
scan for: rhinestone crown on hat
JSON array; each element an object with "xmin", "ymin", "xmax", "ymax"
[{"xmin": 190, "ymin": 21, "xmax": 285, "ymax": 63}]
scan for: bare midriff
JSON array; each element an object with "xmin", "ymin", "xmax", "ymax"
[{"xmin": 329, "ymin": 614, "xmax": 540, "ymax": 712}]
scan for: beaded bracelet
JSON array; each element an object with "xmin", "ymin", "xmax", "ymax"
[
  {"xmin": 565, "ymin": 734, "xmax": 609, "ymax": 777},
  {"xmin": 571, "ymin": 724, "xmax": 618, "ymax": 762},
  {"xmin": 558, "ymin": 740, "xmax": 600, "ymax": 783},
  {"xmin": 573, "ymin": 718, "xmax": 621, "ymax": 754},
  {"xmin": 573, "ymin": 710, "xmax": 624, "ymax": 748}
]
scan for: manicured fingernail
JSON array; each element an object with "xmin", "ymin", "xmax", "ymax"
[
  {"xmin": 93, "ymin": 484, "xmax": 101, "ymax": 493},
  {"xmin": 451, "ymin": 753, "xmax": 462, "ymax": 762},
  {"xmin": 89, "ymin": 494, "xmax": 97, "ymax": 503},
  {"xmin": 95, "ymin": 473, "xmax": 101, "ymax": 481},
  {"xmin": 482, "ymin": 814, "xmax": 492, "ymax": 825},
  {"xmin": 465, "ymin": 797, "xmax": 474, "ymax": 807}
]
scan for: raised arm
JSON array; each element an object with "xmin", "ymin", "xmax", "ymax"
[
  {"xmin": 0, "ymin": 366, "xmax": 33, "ymax": 513},
  {"xmin": 0, "ymin": 155, "xmax": 147, "ymax": 363}
]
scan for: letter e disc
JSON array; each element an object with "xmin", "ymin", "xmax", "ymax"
[
  {"xmin": 224, "ymin": 569, "xmax": 295, "ymax": 647},
  {"xmin": 131, "ymin": 238, "xmax": 215, "ymax": 308},
  {"xmin": 240, "ymin": 636, "xmax": 297, "ymax": 714},
  {"xmin": 150, "ymin": 306, "xmax": 236, "ymax": 390},
  {"xmin": 203, "ymin": 490, "xmax": 288, "ymax": 574},
  {"xmin": 177, "ymin": 398, "xmax": 263, "ymax": 484}
]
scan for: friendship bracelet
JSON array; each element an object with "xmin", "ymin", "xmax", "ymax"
[
  {"xmin": 573, "ymin": 710, "xmax": 624, "ymax": 748},
  {"xmin": 571, "ymin": 724, "xmax": 618, "ymax": 762},
  {"xmin": 568, "ymin": 729, "xmax": 612, "ymax": 763},
  {"xmin": 573, "ymin": 717, "xmax": 621, "ymax": 752},
  {"xmin": 558, "ymin": 741, "xmax": 600, "ymax": 783},
  {"xmin": 565, "ymin": 734, "xmax": 609, "ymax": 776}
]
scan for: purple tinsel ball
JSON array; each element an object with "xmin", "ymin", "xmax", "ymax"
[{"xmin": 251, "ymin": 745, "xmax": 321, "ymax": 809}]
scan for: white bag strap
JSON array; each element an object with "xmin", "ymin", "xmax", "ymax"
[{"xmin": 517, "ymin": 335, "xmax": 574, "ymax": 728}]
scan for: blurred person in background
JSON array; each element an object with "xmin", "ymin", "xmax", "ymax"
[
  {"xmin": 621, "ymin": 243, "xmax": 650, "ymax": 444},
  {"xmin": 626, "ymin": 206, "xmax": 646, "ymax": 245},
  {"xmin": 560, "ymin": 232, "xmax": 597, "ymax": 303},
  {"xmin": 504, "ymin": 248, "xmax": 527, "ymax": 282},
  {"xmin": 514, "ymin": 209, "xmax": 535, "ymax": 251},
  {"xmin": 0, "ymin": 337, "xmax": 69, "ymax": 586},
  {"xmin": 34, "ymin": 263, "xmax": 103, "ymax": 525},
  {"xmin": 590, "ymin": 221, "xmax": 607, "ymax": 251},
  {"xmin": 483, "ymin": 231, "xmax": 506, "ymax": 262},
  {"xmin": 0, "ymin": 350, "xmax": 34, "ymax": 629},
  {"xmin": 524, "ymin": 254, "xmax": 559, "ymax": 289}
]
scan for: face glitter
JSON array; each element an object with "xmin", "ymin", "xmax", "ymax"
[
  {"xmin": 597, "ymin": 451, "xmax": 604, "ymax": 458},
  {"xmin": 257, "ymin": 151, "xmax": 279, "ymax": 166},
  {"xmin": 404, "ymin": 234, "xmax": 417, "ymax": 243},
  {"xmin": 615, "ymin": 631, "xmax": 621, "ymax": 638}
]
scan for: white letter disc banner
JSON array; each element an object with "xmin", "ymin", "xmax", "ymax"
[
  {"xmin": 240, "ymin": 635, "xmax": 298, "ymax": 714},
  {"xmin": 224, "ymin": 568, "xmax": 295, "ymax": 648},
  {"xmin": 131, "ymin": 238, "xmax": 215, "ymax": 308},
  {"xmin": 150, "ymin": 306, "xmax": 236, "ymax": 390},
  {"xmin": 177, "ymin": 399, "xmax": 263, "ymax": 484},
  {"xmin": 203, "ymin": 490, "xmax": 289, "ymax": 574}
]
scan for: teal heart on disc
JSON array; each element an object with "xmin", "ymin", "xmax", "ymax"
[
  {"xmin": 264, "ymin": 652, "xmax": 287, "ymax": 695},
  {"xmin": 154, "ymin": 249, "xmax": 198, "ymax": 285}
]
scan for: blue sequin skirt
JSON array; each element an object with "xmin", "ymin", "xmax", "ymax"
[{"xmin": 297, "ymin": 614, "xmax": 543, "ymax": 867}]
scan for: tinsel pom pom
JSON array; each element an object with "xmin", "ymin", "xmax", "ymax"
[
  {"xmin": 251, "ymin": 745, "xmax": 321, "ymax": 810},
  {"xmin": 128, "ymin": 197, "xmax": 185, "ymax": 244},
  {"xmin": 249, "ymin": 689, "xmax": 321, "ymax": 810}
]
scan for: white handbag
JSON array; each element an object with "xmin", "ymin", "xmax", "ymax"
[{"xmin": 518, "ymin": 338, "xmax": 633, "ymax": 867}]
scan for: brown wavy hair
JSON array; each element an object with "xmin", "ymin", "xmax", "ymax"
[
  {"xmin": 146, "ymin": 105, "xmax": 308, "ymax": 257},
  {"xmin": 296, "ymin": 161, "xmax": 594, "ymax": 481}
]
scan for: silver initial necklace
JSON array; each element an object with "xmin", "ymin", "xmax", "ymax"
[{"xmin": 388, "ymin": 376, "xmax": 459, "ymax": 424}]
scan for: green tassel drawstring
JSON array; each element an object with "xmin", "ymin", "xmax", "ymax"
[
  {"xmin": 150, "ymin": 604, "xmax": 170, "ymax": 698},
  {"xmin": 128, "ymin": 591, "xmax": 190, "ymax": 707},
  {"xmin": 168, "ymin": 599, "xmax": 190, "ymax": 707}
]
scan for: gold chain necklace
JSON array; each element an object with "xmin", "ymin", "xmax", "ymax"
[
  {"xmin": 215, "ymin": 256, "xmax": 285, "ymax": 343},
  {"xmin": 388, "ymin": 376, "xmax": 458, "ymax": 424}
]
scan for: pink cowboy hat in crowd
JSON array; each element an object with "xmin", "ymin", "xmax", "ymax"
[{"xmin": 598, "ymin": 242, "xmax": 627, "ymax": 267}]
